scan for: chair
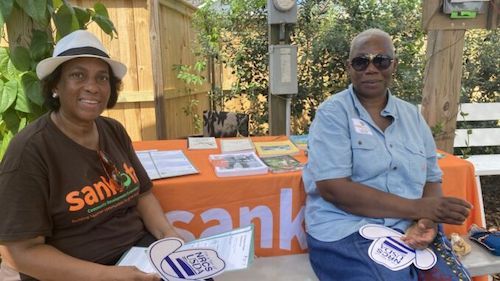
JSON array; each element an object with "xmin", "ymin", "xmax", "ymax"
[{"xmin": 203, "ymin": 111, "xmax": 249, "ymax": 138}]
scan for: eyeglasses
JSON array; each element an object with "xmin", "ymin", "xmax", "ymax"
[
  {"xmin": 350, "ymin": 54, "xmax": 394, "ymax": 72},
  {"xmin": 98, "ymin": 150, "xmax": 125, "ymax": 192}
]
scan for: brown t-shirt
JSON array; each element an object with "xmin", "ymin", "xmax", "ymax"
[{"xmin": 0, "ymin": 113, "xmax": 152, "ymax": 277}]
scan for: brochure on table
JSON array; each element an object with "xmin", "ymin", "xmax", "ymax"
[
  {"xmin": 253, "ymin": 139, "xmax": 300, "ymax": 158},
  {"xmin": 289, "ymin": 134, "xmax": 308, "ymax": 151},
  {"xmin": 117, "ymin": 225, "xmax": 254, "ymax": 280},
  {"xmin": 188, "ymin": 137, "xmax": 218, "ymax": 150},
  {"xmin": 136, "ymin": 150, "xmax": 198, "ymax": 180},
  {"xmin": 260, "ymin": 155, "xmax": 304, "ymax": 173},
  {"xmin": 209, "ymin": 152, "xmax": 268, "ymax": 177},
  {"xmin": 220, "ymin": 138, "xmax": 255, "ymax": 154}
]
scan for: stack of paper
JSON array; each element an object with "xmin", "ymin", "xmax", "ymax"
[
  {"xmin": 253, "ymin": 139, "xmax": 300, "ymax": 158},
  {"xmin": 209, "ymin": 152, "xmax": 268, "ymax": 177},
  {"xmin": 117, "ymin": 225, "xmax": 255, "ymax": 276},
  {"xmin": 136, "ymin": 150, "xmax": 198, "ymax": 180}
]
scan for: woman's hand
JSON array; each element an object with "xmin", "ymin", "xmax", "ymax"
[
  {"xmin": 415, "ymin": 196, "xmax": 472, "ymax": 225},
  {"xmin": 401, "ymin": 218, "xmax": 437, "ymax": 250}
]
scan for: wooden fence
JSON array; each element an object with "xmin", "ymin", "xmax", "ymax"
[{"xmin": 72, "ymin": 0, "xmax": 209, "ymax": 140}]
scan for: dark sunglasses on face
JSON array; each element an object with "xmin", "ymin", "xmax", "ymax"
[
  {"xmin": 350, "ymin": 54, "xmax": 394, "ymax": 72},
  {"xmin": 98, "ymin": 150, "xmax": 125, "ymax": 192}
]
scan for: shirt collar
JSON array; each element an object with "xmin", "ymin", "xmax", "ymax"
[{"xmin": 348, "ymin": 84, "xmax": 398, "ymax": 120}]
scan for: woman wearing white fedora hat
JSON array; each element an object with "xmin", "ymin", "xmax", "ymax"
[{"xmin": 0, "ymin": 30, "xmax": 180, "ymax": 280}]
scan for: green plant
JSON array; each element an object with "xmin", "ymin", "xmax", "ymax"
[
  {"xmin": 457, "ymin": 106, "xmax": 472, "ymax": 159},
  {"xmin": 190, "ymin": 0, "xmax": 497, "ymax": 137},
  {"xmin": 0, "ymin": 0, "xmax": 116, "ymax": 158},
  {"xmin": 173, "ymin": 62, "xmax": 205, "ymax": 133}
]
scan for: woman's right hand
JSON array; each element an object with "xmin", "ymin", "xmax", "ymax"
[{"xmin": 415, "ymin": 196, "xmax": 472, "ymax": 225}]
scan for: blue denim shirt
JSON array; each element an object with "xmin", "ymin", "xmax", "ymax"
[{"xmin": 303, "ymin": 84, "xmax": 442, "ymax": 242}]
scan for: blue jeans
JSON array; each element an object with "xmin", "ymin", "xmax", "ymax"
[
  {"xmin": 306, "ymin": 230, "xmax": 471, "ymax": 281},
  {"xmin": 306, "ymin": 232, "xmax": 419, "ymax": 281}
]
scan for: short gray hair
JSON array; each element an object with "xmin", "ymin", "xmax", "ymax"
[{"xmin": 349, "ymin": 28, "xmax": 395, "ymax": 59}]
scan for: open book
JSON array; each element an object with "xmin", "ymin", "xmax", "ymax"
[
  {"xmin": 117, "ymin": 225, "xmax": 254, "ymax": 280},
  {"xmin": 136, "ymin": 150, "xmax": 199, "ymax": 180}
]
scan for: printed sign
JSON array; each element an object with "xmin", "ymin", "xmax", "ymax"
[
  {"xmin": 359, "ymin": 224, "xmax": 437, "ymax": 271},
  {"xmin": 148, "ymin": 238, "xmax": 226, "ymax": 281}
]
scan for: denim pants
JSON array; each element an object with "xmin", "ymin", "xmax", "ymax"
[
  {"xmin": 307, "ymin": 232, "xmax": 419, "ymax": 281},
  {"xmin": 306, "ymin": 231, "xmax": 470, "ymax": 281}
]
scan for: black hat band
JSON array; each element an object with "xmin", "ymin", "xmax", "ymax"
[{"xmin": 58, "ymin": 47, "xmax": 110, "ymax": 58}]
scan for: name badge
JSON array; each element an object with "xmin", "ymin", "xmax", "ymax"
[
  {"xmin": 359, "ymin": 224, "xmax": 437, "ymax": 271},
  {"xmin": 352, "ymin": 118, "xmax": 373, "ymax": 135}
]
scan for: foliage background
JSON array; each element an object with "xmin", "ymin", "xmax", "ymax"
[
  {"xmin": 193, "ymin": 0, "xmax": 499, "ymax": 136},
  {"xmin": 0, "ymin": 0, "xmax": 115, "ymax": 158}
]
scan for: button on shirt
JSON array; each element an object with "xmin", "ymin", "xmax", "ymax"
[{"xmin": 302, "ymin": 84, "xmax": 442, "ymax": 242}]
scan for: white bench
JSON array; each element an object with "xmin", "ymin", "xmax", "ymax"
[
  {"xmin": 454, "ymin": 102, "xmax": 500, "ymax": 177},
  {"xmin": 454, "ymin": 102, "xmax": 500, "ymax": 227},
  {"xmin": 217, "ymin": 239, "xmax": 500, "ymax": 280}
]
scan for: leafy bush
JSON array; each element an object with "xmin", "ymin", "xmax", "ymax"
[
  {"xmin": 190, "ymin": 0, "xmax": 498, "ymax": 136},
  {"xmin": 0, "ymin": 1, "xmax": 115, "ymax": 158}
]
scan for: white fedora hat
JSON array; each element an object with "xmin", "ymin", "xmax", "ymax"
[{"xmin": 36, "ymin": 30, "xmax": 127, "ymax": 80}]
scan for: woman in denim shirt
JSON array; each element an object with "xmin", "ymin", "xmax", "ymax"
[{"xmin": 303, "ymin": 28, "xmax": 472, "ymax": 281}]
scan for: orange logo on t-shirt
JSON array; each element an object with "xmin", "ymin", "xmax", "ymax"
[{"xmin": 65, "ymin": 163, "xmax": 139, "ymax": 212}]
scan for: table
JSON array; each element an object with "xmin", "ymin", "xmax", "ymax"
[{"xmin": 133, "ymin": 136, "xmax": 484, "ymax": 257}]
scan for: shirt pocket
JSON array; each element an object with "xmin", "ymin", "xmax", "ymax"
[
  {"xmin": 403, "ymin": 143, "xmax": 427, "ymax": 185},
  {"xmin": 351, "ymin": 135, "xmax": 379, "ymax": 178}
]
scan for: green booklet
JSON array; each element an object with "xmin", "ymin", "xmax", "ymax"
[{"xmin": 260, "ymin": 155, "xmax": 304, "ymax": 173}]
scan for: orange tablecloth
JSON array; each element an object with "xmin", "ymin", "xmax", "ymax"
[{"xmin": 133, "ymin": 137, "xmax": 483, "ymax": 257}]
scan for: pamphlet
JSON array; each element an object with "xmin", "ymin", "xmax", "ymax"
[
  {"xmin": 136, "ymin": 150, "xmax": 198, "ymax": 180},
  {"xmin": 260, "ymin": 155, "xmax": 304, "ymax": 173},
  {"xmin": 209, "ymin": 152, "xmax": 268, "ymax": 177},
  {"xmin": 253, "ymin": 139, "xmax": 300, "ymax": 158},
  {"xmin": 289, "ymin": 134, "xmax": 308, "ymax": 151},
  {"xmin": 187, "ymin": 137, "xmax": 218, "ymax": 150},
  {"xmin": 117, "ymin": 225, "xmax": 255, "ymax": 279},
  {"xmin": 220, "ymin": 138, "xmax": 254, "ymax": 154}
]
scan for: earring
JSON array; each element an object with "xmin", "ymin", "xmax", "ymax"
[{"xmin": 52, "ymin": 92, "xmax": 58, "ymax": 98}]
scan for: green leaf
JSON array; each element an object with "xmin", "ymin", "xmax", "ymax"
[
  {"xmin": 92, "ymin": 14, "xmax": 115, "ymax": 36},
  {"xmin": 51, "ymin": 0, "xmax": 63, "ymax": 10},
  {"xmin": 74, "ymin": 6, "xmax": 91, "ymax": 28},
  {"xmin": 54, "ymin": 2, "xmax": 79, "ymax": 38},
  {"xmin": 15, "ymin": 0, "xmax": 48, "ymax": 25},
  {"xmin": 0, "ymin": 80, "xmax": 18, "ymax": 113},
  {"xmin": 0, "ymin": 130, "xmax": 14, "ymax": 159},
  {"xmin": 93, "ymin": 2, "xmax": 109, "ymax": 18},
  {"xmin": 0, "ymin": 0, "xmax": 14, "ymax": 21},
  {"xmin": 15, "ymin": 80, "xmax": 31, "ymax": 113},
  {"xmin": 30, "ymin": 30, "xmax": 51, "ymax": 62},
  {"xmin": 21, "ymin": 72, "xmax": 44, "ymax": 107},
  {"xmin": 5, "ymin": 59, "xmax": 21, "ymax": 81},
  {"xmin": 11, "ymin": 46, "xmax": 32, "ymax": 71},
  {"xmin": 2, "ymin": 107, "xmax": 20, "ymax": 133},
  {"xmin": 0, "ymin": 48, "xmax": 10, "ymax": 78}
]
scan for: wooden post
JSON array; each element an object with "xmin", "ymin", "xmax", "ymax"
[
  {"xmin": 268, "ymin": 24, "xmax": 288, "ymax": 135},
  {"xmin": 421, "ymin": 30, "xmax": 465, "ymax": 153},
  {"xmin": 149, "ymin": 0, "xmax": 167, "ymax": 139}
]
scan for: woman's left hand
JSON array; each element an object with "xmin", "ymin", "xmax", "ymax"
[{"xmin": 401, "ymin": 218, "xmax": 437, "ymax": 250}]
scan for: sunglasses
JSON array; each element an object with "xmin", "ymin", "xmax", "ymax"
[
  {"xmin": 98, "ymin": 150, "xmax": 125, "ymax": 192},
  {"xmin": 350, "ymin": 54, "xmax": 394, "ymax": 72}
]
